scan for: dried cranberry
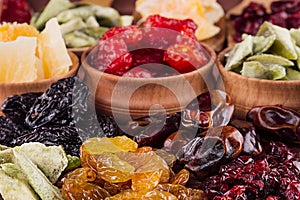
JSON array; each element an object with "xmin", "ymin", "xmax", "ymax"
[
  {"xmin": 1, "ymin": 0, "xmax": 31, "ymax": 23},
  {"xmin": 143, "ymin": 14, "xmax": 198, "ymax": 38},
  {"xmin": 90, "ymin": 39, "xmax": 132, "ymax": 76},
  {"xmin": 287, "ymin": 12, "xmax": 300, "ymax": 29},
  {"xmin": 164, "ymin": 36, "xmax": 208, "ymax": 73},
  {"xmin": 101, "ymin": 25, "xmax": 143, "ymax": 49},
  {"xmin": 270, "ymin": 1, "xmax": 296, "ymax": 13},
  {"xmin": 242, "ymin": 2, "xmax": 267, "ymax": 18},
  {"xmin": 268, "ymin": 12, "xmax": 288, "ymax": 28},
  {"xmin": 286, "ymin": 182, "xmax": 300, "ymax": 200}
]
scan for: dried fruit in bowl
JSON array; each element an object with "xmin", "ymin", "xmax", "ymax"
[
  {"xmin": 0, "ymin": 18, "xmax": 72, "ymax": 83},
  {"xmin": 135, "ymin": 0, "xmax": 224, "ymax": 40}
]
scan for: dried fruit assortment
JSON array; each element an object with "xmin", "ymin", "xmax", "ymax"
[
  {"xmin": 225, "ymin": 21, "xmax": 300, "ymax": 80},
  {"xmin": 88, "ymin": 15, "xmax": 209, "ymax": 77},
  {"xmin": 230, "ymin": 0, "xmax": 300, "ymax": 42},
  {"xmin": 31, "ymin": 0, "xmax": 133, "ymax": 48}
]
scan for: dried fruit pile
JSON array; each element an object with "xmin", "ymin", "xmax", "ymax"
[
  {"xmin": 225, "ymin": 21, "xmax": 300, "ymax": 80},
  {"xmin": 89, "ymin": 15, "xmax": 209, "ymax": 77},
  {"xmin": 230, "ymin": 0, "xmax": 300, "ymax": 42}
]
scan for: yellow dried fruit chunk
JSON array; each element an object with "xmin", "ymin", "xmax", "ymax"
[{"xmin": 0, "ymin": 22, "xmax": 39, "ymax": 42}]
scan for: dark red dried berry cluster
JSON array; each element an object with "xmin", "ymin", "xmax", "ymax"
[
  {"xmin": 188, "ymin": 141, "xmax": 300, "ymax": 199},
  {"xmin": 89, "ymin": 15, "xmax": 209, "ymax": 77},
  {"xmin": 0, "ymin": 0, "xmax": 31, "ymax": 23},
  {"xmin": 231, "ymin": 0, "xmax": 300, "ymax": 42}
]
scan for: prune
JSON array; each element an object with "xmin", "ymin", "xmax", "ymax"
[
  {"xmin": 247, "ymin": 105, "xmax": 300, "ymax": 144},
  {"xmin": 96, "ymin": 114, "xmax": 120, "ymax": 138},
  {"xmin": 0, "ymin": 116, "xmax": 23, "ymax": 146},
  {"xmin": 1, "ymin": 92, "xmax": 42, "ymax": 126},
  {"xmin": 122, "ymin": 112, "xmax": 181, "ymax": 148},
  {"xmin": 230, "ymin": 119, "xmax": 262, "ymax": 156},
  {"xmin": 10, "ymin": 125, "xmax": 82, "ymax": 156},
  {"xmin": 25, "ymin": 77, "xmax": 89, "ymax": 129}
]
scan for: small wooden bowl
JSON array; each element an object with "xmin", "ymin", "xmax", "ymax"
[
  {"xmin": 81, "ymin": 43, "xmax": 217, "ymax": 118},
  {"xmin": 0, "ymin": 51, "xmax": 79, "ymax": 115},
  {"xmin": 217, "ymin": 47, "xmax": 300, "ymax": 119}
]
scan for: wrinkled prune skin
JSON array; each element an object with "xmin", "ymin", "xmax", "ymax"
[
  {"xmin": 121, "ymin": 112, "xmax": 181, "ymax": 148},
  {"xmin": 1, "ymin": 92, "xmax": 42, "ymax": 126},
  {"xmin": 0, "ymin": 116, "xmax": 23, "ymax": 146},
  {"xmin": 178, "ymin": 126, "xmax": 243, "ymax": 180},
  {"xmin": 247, "ymin": 105, "xmax": 300, "ymax": 144},
  {"xmin": 96, "ymin": 114, "xmax": 121, "ymax": 138},
  {"xmin": 192, "ymin": 141, "xmax": 300, "ymax": 199},
  {"xmin": 25, "ymin": 77, "xmax": 89, "ymax": 128},
  {"xmin": 230, "ymin": 119, "xmax": 262, "ymax": 156},
  {"xmin": 10, "ymin": 125, "xmax": 82, "ymax": 156}
]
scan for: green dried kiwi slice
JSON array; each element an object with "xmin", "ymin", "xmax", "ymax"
[
  {"xmin": 241, "ymin": 61, "xmax": 269, "ymax": 79},
  {"xmin": 256, "ymin": 21, "xmax": 298, "ymax": 60},
  {"xmin": 241, "ymin": 34, "xmax": 276, "ymax": 54},
  {"xmin": 246, "ymin": 54, "xmax": 294, "ymax": 67},
  {"xmin": 285, "ymin": 67, "xmax": 300, "ymax": 80},
  {"xmin": 225, "ymin": 35, "xmax": 253, "ymax": 71},
  {"xmin": 265, "ymin": 64, "xmax": 286, "ymax": 80},
  {"xmin": 290, "ymin": 28, "xmax": 300, "ymax": 47}
]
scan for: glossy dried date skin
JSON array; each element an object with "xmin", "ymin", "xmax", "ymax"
[
  {"xmin": 25, "ymin": 77, "xmax": 89, "ymax": 129},
  {"xmin": 230, "ymin": 119, "xmax": 262, "ymax": 156},
  {"xmin": 1, "ymin": 92, "xmax": 42, "ymax": 126},
  {"xmin": 247, "ymin": 105, "xmax": 300, "ymax": 144},
  {"xmin": 10, "ymin": 125, "xmax": 82, "ymax": 156}
]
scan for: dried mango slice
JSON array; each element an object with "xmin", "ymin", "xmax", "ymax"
[{"xmin": 257, "ymin": 21, "xmax": 297, "ymax": 60}]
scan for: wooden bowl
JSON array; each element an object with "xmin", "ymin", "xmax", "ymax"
[
  {"xmin": 0, "ymin": 51, "xmax": 79, "ymax": 115},
  {"xmin": 81, "ymin": 43, "xmax": 217, "ymax": 118},
  {"xmin": 216, "ymin": 47, "xmax": 300, "ymax": 119}
]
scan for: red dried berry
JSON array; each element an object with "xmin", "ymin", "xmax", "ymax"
[
  {"xmin": 1, "ymin": 0, "xmax": 31, "ymax": 23},
  {"xmin": 101, "ymin": 25, "xmax": 143, "ymax": 48},
  {"xmin": 143, "ymin": 15, "xmax": 197, "ymax": 38},
  {"xmin": 164, "ymin": 37, "xmax": 208, "ymax": 73},
  {"xmin": 123, "ymin": 67, "xmax": 153, "ymax": 78},
  {"xmin": 286, "ymin": 182, "xmax": 300, "ymax": 200},
  {"xmin": 91, "ymin": 39, "xmax": 132, "ymax": 76},
  {"xmin": 131, "ymin": 48, "xmax": 165, "ymax": 67}
]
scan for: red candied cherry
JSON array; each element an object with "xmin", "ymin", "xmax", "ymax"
[{"xmin": 123, "ymin": 67, "xmax": 153, "ymax": 78}]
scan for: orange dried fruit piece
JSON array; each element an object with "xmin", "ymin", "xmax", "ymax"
[
  {"xmin": 0, "ymin": 22, "xmax": 39, "ymax": 42},
  {"xmin": 170, "ymin": 169, "xmax": 190, "ymax": 186},
  {"xmin": 0, "ymin": 36, "xmax": 37, "ymax": 83}
]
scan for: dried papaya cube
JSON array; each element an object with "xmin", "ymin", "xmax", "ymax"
[{"xmin": 62, "ymin": 179, "xmax": 111, "ymax": 200}]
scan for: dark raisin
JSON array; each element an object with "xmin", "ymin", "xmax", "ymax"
[
  {"xmin": 25, "ymin": 77, "xmax": 89, "ymax": 129},
  {"xmin": 0, "ymin": 116, "xmax": 21, "ymax": 146},
  {"xmin": 97, "ymin": 114, "xmax": 121, "ymax": 138},
  {"xmin": 10, "ymin": 125, "xmax": 82, "ymax": 156},
  {"xmin": 2, "ymin": 92, "xmax": 42, "ymax": 126}
]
